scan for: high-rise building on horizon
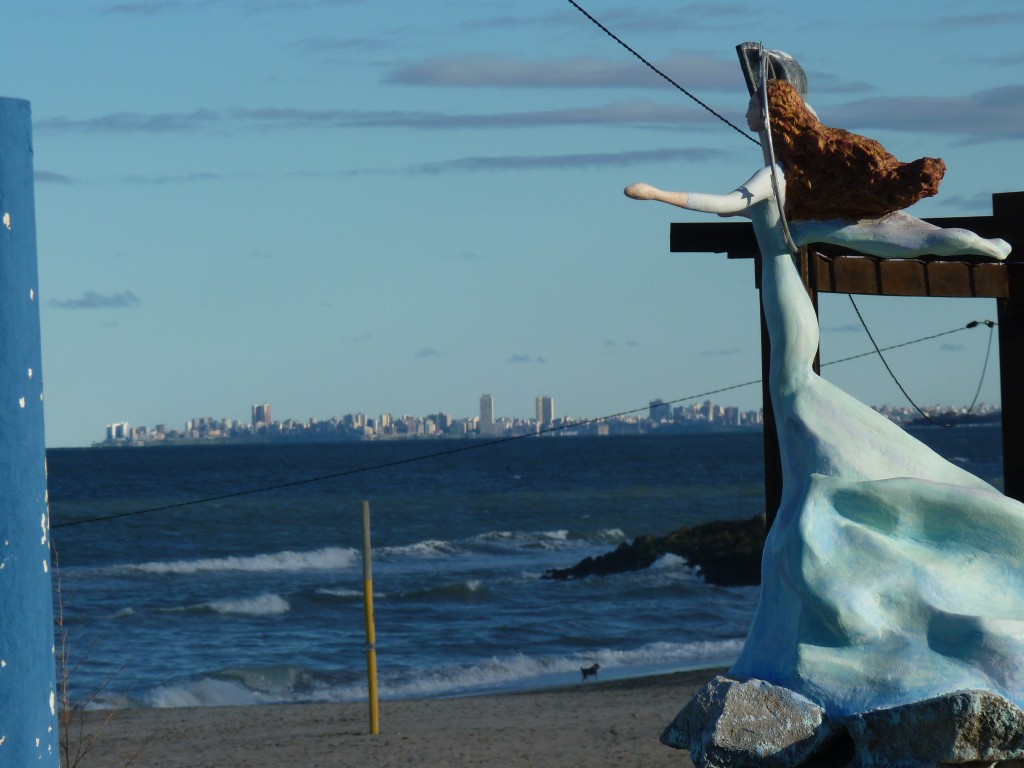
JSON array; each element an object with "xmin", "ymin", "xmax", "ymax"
[
  {"xmin": 480, "ymin": 394, "xmax": 494, "ymax": 435},
  {"xmin": 536, "ymin": 395, "xmax": 554, "ymax": 428},
  {"xmin": 649, "ymin": 398, "xmax": 670, "ymax": 423},
  {"xmin": 252, "ymin": 403, "xmax": 271, "ymax": 429}
]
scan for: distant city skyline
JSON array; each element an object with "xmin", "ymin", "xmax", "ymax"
[{"xmin": 100, "ymin": 394, "xmax": 999, "ymax": 446}]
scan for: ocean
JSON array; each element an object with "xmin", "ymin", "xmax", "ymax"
[{"xmin": 47, "ymin": 427, "xmax": 1003, "ymax": 709}]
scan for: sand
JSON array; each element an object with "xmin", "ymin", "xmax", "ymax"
[{"xmin": 64, "ymin": 668, "xmax": 721, "ymax": 767}]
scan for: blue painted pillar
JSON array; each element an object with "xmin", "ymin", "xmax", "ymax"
[{"xmin": 0, "ymin": 98, "xmax": 58, "ymax": 765}]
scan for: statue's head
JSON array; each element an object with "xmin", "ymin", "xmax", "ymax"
[
  {"xmin": 736, "ymin": 43, "xmax": 808, "ymax": 98},
  {"xmin": 737, "ymin": 43, "xmax": 810, "ymax": 132}
]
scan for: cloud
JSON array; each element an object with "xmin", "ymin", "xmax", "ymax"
[
  {"xmin": 34, "ymin": 100, "xmax": 733, "ymax": 136},
  {"xmin": 928, "ymin": 11, "xmax": 1024, "ymax": 28},
  {"xmin": 415, "ymin": 347, "xmax": 442, "ymax": 358},
  {"xmin": 461, "ymin": 4, "xmax": 753, "ymax": 34},
  {"xmin": 49, "ymin": 290, "xmax": 141, "ymax": 309},
  {"xmin": 102, "ymin": 0, "xmax": 202, "ymax": 14},
  {"xmin": 822, "ymin": 323, "xmax": 863, "ymax": 333},
  {"xmin": 603, "ymin": 338, "xmax": 641, "ymax": 348},
  {"xmin": 940, "ymin": 343, "xmax": 966, "ymax": 352},
  {"xmin": 36, "ymin": 109, "xmax": 223, "ymax": 134},
  {"xmin": 385, "ymin": 53, "xmax": 743, "ymax": 92},
  {"xmin": 123, "ymin": 172, "xmax": 221, "ymax": 184},
  {"xmin": 826, "ymin": 85, "xmax": 1024, "ymax": 142},
  {"xmin": 588, "ymin": 4, "xmax": 753, "ymax": 32},
  {"xmin": 290, "ymin": 35, "xmax": 388, "ymax": 54},
  {"xmin": 805, "ymin": 71, "xmax": 875, "ymax": 96},
  {"xmin": 35, "ymin": 170, "xmax": 76, "ymax": 185},
  {"xmin": 507, "ymin": 354, "xmax": 546, "ymax": 364},
  {"xmin": 981, "ymin": 52, "xmax": 1024, "ymax": 67},
  {"xmin": 409, "ymin": 147, "xmax": 728, "ymax": 175},
  {"xmin": 103, "ymin": 0, "xmax": 359, "ymax": 14},
  {"xmin": 701, "ymin": 347, "xmax": 741, "ymax": 357},
  {"xmin": 935, "ymin": 192, "xmax": 997, "ymax": 213}
]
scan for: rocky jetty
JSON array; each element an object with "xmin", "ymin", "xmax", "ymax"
[{"xmin": 542, "ymin": 514, "xmax": 765, "ymax": 587}]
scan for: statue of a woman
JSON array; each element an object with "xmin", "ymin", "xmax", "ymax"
[{"xmin": 625, "ymin": 47, "xmax": 1024, "ymax": 719}]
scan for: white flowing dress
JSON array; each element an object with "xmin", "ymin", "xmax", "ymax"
[{"xmin": 726, "ymin": 168, "xmax": 1024, "ymax": 717}]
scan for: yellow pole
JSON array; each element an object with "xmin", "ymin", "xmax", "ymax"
[{"xmin": 362, "ymin": 500, "xmax": 380, "ymax": 734}]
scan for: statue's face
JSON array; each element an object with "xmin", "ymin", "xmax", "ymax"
[{"xmin": 745, "ymin": 93, "xmax": 762, "ymax": 132}]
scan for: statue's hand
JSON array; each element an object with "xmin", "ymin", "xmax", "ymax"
[{"xmin": 624, "ymin": 183, "xmax": 658, "ymax": 200}]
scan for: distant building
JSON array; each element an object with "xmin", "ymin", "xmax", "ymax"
[
  {"xmin": 648, "ymin": 398, "xmax": 670, "ymax": 423},
  {"xmin": 251, "ymin": 403, "xmax": 271, "ymax": 430},
  {"xmin": 536, "ymin": 395, "xmax": 554, "ymax": 429},
  {"xmin": 480, "ymin": 394, "xmax": 494, "ymax": 434},
  {"xmin": 106, "ymin": 421, "xmax": 130, "ymax": 442}
]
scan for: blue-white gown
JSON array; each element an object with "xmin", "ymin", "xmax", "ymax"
[{"xmin": 727, "ymin": 184, "xmax": 1024, "ymax": 717}]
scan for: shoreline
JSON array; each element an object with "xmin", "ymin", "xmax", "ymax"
[{"xmin": 67, "ymin": 668, "xmax": 721, "ymax": 767}]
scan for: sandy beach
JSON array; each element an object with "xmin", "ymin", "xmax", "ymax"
[{"xmin": 65, "ymin": 668, "xmax": 720, "ymax": 767}]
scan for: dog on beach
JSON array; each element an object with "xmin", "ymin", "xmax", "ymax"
[{"xmin": 580, "ymin": 663, "xmax": 600, "ymax": 681}]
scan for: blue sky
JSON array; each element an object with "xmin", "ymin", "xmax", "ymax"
[{"xmin": 4, "ymin": 1, "xmax": 1022, "ymax": 447}]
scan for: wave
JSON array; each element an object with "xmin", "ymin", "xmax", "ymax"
[
  {"xmin": 376, "ymin": 527, "xmax": 627, "ymax": 562},
  {"xmin": 400, "ymin": 579, "xmax": 487, "ymax": 602},
  {"xmin": 94, "ymin": 528, "xmax": 628, "ymax": 579},
  {"xmin": 649, "ymin": 553, "xmax": 702, "ymax": 574},
  {"xmin": 99, "ymin": 546, "xmax": 360, "ymax": 576},
  {"xmin": 203, "ymin": 594, "xmax": 290, "ymax": 616},
  {"xmin": 378, "ymin": 539, "xmax": 458, "ymax": 558},
  {"xmin": 314, "ymin": 587, "xmax": 365, "ymax": 599},
  {"xmin": 153, "ymin": 593, "xmax": 291, "ymax": 617},
  {"xmin": 131, "ymin": 638, "xmax": 744, "ymax": 709}
]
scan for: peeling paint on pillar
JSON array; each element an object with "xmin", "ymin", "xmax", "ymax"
[{"xmin": 0, "ymin": 98, "xmax": 58, "ymax": 765}]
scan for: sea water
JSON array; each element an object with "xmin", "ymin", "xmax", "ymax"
[{"xmin": 46, "ymin": 427, "xmax": 1003, "ymax": 709}]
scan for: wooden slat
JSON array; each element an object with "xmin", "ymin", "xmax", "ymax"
[{"xmin": 810, "ymin": 253, "xmax": 1009, "ymax": 298}]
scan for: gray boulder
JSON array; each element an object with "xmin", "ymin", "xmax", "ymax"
[
  {"xmin": 842, "ymin": 689, "xmax": 1024, "ymax": 768},
  {"xmin": 662, "ymin": 675, "xmax": 839, "ymax": 767}
]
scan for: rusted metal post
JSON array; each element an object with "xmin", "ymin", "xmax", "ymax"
[{"xmin": 0, "ymin": 98, "xmax": 58, "ymax": 765}]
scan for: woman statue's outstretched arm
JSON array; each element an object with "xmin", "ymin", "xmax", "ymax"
[{"xmin": 625, "ymin": 166, "xmax": 776, "ymax": 218}]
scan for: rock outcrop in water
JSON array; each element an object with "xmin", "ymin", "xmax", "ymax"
[{"xmin": 542, "ymin": 514, "xmax": 765, "ymax": 587}]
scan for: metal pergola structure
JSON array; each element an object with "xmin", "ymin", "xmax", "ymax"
[{"xmin": 669, "ymin": 191, "xmax": 1024, "ymax": 529}]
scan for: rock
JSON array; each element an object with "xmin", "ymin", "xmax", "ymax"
[
  {"xmin": 541, "ymin": 514, "xmax": 765, "ymax": 586},
  {"xmin": 842, "ymin": 690, "xmax": 1024, "ymax": 768},
  {"xmin": 662, "ymin": 675, "xmax": 838, "ymax": 767}
]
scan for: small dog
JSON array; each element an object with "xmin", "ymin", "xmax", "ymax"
[{"xmin": 580, "ymin": 663, "xmax": 600, "ymax": 681}]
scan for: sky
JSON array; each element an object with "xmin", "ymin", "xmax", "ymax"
[{"xmin": 3, "ymin": 1, "xmax": 1022, "ymax": 447}]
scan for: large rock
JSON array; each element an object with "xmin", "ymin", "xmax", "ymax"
[
  {"xmin": 662, "ymin": 675, "xmax": 838, "ymax": 767},
  {"xmin": 842, "ymin": 690, "xmax": 1024, "ymax": 768},
  {"xmin": 541, "ymin": 514, "xmax": 765, "ymax": 586}
]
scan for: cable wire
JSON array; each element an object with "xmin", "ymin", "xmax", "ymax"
[
  {"xmin": 848, "ymin": 296, "xmax": 994, "ymax": 428},
  {"xmin": 563, "ymin": 0, "xmax": 760, "ymax": 147}
]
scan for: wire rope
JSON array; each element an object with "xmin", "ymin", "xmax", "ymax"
[{"xmin": 563, "ymin": 0, "xmax": 759, "ymax": 147}]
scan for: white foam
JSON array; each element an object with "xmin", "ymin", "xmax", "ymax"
[
  {"xmin": 204, "ymin": 593, "xmax": 290, "ymax": 616},
  {"xmin": 110, "ymin": 546, "xmax": 359, "ymax": 576},
  {"xmin": 146, "ymin": 678, "xmax": 264, "ymax": 708},
  {"xmin": 123, "ymin": 637, "xmax": 747, "ymax": 709},
  {"xmin": 651, "ymin": 553, "xmax": 692, "ymax": 570},
  {"xmin": 315, "ymin": 587, "xmax": 365, "ymax": 598},
  {"xmin": 379, "ymin": 539, "xmax": 457, "ymax": 558}
]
